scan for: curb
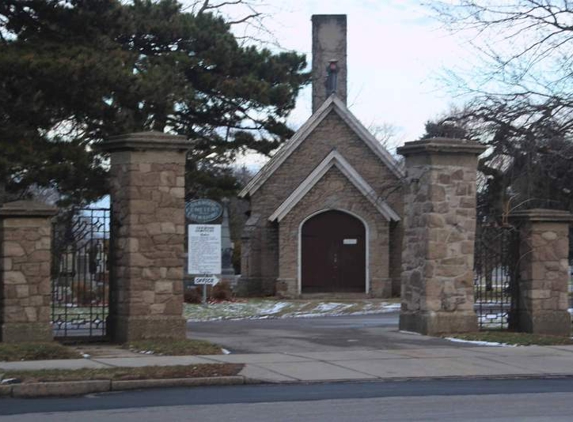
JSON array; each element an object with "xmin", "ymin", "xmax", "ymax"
[
  {"xmin": 4, "ymin": 373, "xmax": 573, "ymax": 398},
  {"xmin": 111, "ymin": 376, "xmax": 245, "ymax": 391},
  {"xmin": 243, "ymin": 373, "xmax": 573, "ymax": 385},
  {"xmin": 1, "ymin": 376, "xmax": 245, "ymax": 398},
  {"xmin": 12, "ymin": 380, "xmax": 111, "ymax": 398}
]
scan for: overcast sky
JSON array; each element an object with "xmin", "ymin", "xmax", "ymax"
[{"xmin": 184, "ymin": 0, "xmax": 476, "ymax": 167}]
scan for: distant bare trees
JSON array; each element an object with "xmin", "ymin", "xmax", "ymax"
[{"xmin": 427, "ymin": 1, "xmax": 573, "ymax": 221}]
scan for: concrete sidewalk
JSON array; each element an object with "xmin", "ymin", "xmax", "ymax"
[{"xmin": 4, "ymin": 344, "xmax": 573, "ymax": 384}]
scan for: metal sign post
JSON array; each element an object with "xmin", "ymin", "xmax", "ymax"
[{"xmin": 194, "ymin": 275, "xmax": 220, "ymax": 305}]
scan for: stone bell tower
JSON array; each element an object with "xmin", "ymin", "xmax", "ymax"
[{"xmin": 311, "ymin": 14, "xmax": 348, "ymax": 112}]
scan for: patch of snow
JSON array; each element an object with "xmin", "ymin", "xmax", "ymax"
[
  {"xmin": 313, "ymin": 303, "xmax": 346, "ymax": 312},
  {"xmin": 185, "ymin": 300, "xmax": 401, "ymax": 322},
  {"xmin": 399, "ymin": 330, "xmax": 422, "ymax": 336},
  {"xmin": 260, "ymin": 302, "xmax": 290, "ymax": 315},
  {"xmin": 445, "ymin": 337, "xmax": 515, "ymax": 347},
  {"xmin": 282, "ymin": 312, "xmax": 335, "ymax": 319},
  {"xmin": 221, "ymin": 348, "xmax": 231, "ymax": 355}
]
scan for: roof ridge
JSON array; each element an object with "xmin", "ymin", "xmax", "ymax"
[{"xmin": 239, "ymin": 94, "xmax": 403, "ymax": 198}]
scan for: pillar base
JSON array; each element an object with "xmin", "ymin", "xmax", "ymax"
[
  {"xmin": 275, "ymin": 278, "xmax": 297, "ymax": 299},
  {"xmin": 1, "ymin": 323, "xmax": 53, "ymax": 343},
  {"xmin": 109, "ymin": 315, "xmax": 186, "ymax": 343},
  {"xmin": 370, "ymin": 278, "xmax": 392, "ymax": 298},
  {"xmin": 518, "ymin": 310, "xmax": 571, "ymax": 337},
  {"xmin": 399, "ymin": 311, "xmax": 478, "ymax": 336}
]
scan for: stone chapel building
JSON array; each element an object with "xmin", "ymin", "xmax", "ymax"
[{"xmin": 238, "ymin": 15, "xmax": 404, "ymax": 298}]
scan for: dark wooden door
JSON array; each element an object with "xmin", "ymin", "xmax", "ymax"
[{"xmin": 301, "ymin": 210, "xmax": 365, "ymax": 293}]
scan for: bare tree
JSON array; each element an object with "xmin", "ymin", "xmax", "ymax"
[
  {"xmin": 430, "ymin": 1, "xmax": 573, "ymax": 92},
  {"xmin": 184, "ymin": 0, "xmax": 281, "ymax": 47},
  {"xmin": 368, "ymin": 122, "xmax": 403, "ymax": 150},
  {"xmin": 427, "ymin": 1, "xmax": 573, "ymax": 221}
]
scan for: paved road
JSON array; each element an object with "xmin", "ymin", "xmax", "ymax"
[
  {"xmin": 4, "ymin": 379, "xmax": 573, "ymax": 421},
  {"xmin": 187, "ymin": 312, "xmax": 471, "ymax": 353}
]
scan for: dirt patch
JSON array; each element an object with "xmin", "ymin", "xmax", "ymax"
[
  {"xmin": 3, "ymin": 364, "xmax": 243, "ymax": 384},
  {"xmin": 123, "ymin": 339, "xmax": 223, "ymax": 356},
  {"xmin": 0, "ymin": 343, "xmax": 81, "ymax": 362}
]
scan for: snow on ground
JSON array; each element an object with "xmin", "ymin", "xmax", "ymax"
[
  {"xmin": 184, "ymin": 299, "xmax": 400, "ymax": 322},
  {"xmin": 313, "ymin": 302, "xmax": 348, "ymax": 312},
  {"xmin": 444, "ymin": 337, "xmax": 515, "ymax": 347}
]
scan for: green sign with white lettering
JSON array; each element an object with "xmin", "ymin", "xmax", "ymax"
[{"xmin": 185, "ymin": 199, "xmax": 222, "ymax": 223}]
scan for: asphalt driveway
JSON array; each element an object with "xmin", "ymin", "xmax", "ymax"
[{"xmin": 187, "ymin": 313, "xmax": 471, "ymax": 353}]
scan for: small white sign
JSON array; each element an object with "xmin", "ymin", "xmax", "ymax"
[
  {"xmin": 188, "ymin": 224, "xmax": 221, "ymax": 274},
  {"xmin": 194, "ymin": 276, "xmax": 220, "ymax": 286},
  {"xmin": 343, "ymin": 239, "xmax": 357, "ymax": 245}
]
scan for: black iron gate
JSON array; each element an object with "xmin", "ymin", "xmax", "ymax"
[
  {"xmin": 51, "ymin": 208, "xmax": 111, "ymax": 341},
  {"xmin": 474, "ymin": 224, "xmax": 520, "ymax": 330}
]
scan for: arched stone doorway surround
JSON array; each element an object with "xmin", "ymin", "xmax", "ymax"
[{"xmin": 300, "ymin": 209, "xmax": 367, "ymax": 294}]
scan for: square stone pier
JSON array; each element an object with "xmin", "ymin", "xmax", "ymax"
[
  {"xmin": 397, "ymin": 138, "xmax": 486, "ymax": 335},
  {"xmin": 0, "ymin": 200, "xmax": 56, "ymax": 342},
  {"xmin": 101, "ymin": 132, "xmax": 189, "ymax": 342},
  {"xmin": 511, "ymin": 209, "xmax": 572, "ymax": 337}
]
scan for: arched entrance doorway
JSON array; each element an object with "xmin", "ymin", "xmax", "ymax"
[{"xmin": 301, "ymin": 210, "xmax": 366, "ymax": 293}]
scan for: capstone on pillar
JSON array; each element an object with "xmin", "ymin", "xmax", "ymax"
[
  {"xmin": 0, "ymin": 200, "xmax": 56, "ymax": 343},
  {"xmin": 397, "ymin": 138, "xmax": 486, "ymax": 335},
  {"xmin": 100, "ymin": 131, "xmax": 188, "ymax": 342}
]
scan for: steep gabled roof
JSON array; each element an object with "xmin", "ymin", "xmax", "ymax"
[
  {"xmin": 239, "ymin": 95, "xmax": 404, "ymax": 198},
  {"xmin": 268, "ymin": 150, "xmax": 400, "ymax": 222}
]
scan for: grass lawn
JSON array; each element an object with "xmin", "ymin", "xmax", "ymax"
[
  {"xmin": 184, "ymin": 298, "xmax": 401, "ymax": 321},
  {"xmin": 0, "ymin": 342, "xmax": 82, "ymax": 362},
  {"xmin": 0, "ymin": 339, "xmax": 224, "ymax": 362},
  {"xmin": 52, "ymin": 306, "xmax": 108, "ymax": 318},
  {"xmin": 449, "ymin": 331, "xmax": 573, "ymax": 346},
  {"xmin": 123, "ymin": 339, "xmax": 223, "ymax": 355},
  {"xmin": 1, "ymin": 364, "xmax": 243, "ymax": 384}
]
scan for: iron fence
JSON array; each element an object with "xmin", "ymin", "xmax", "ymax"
[
  {"xmin": 51, "ymin": 207, "xmax": 110, "ymax": 340},
  {"xmin": 474, "ymin": 224, "xmax": 520, "ymax": 330}
]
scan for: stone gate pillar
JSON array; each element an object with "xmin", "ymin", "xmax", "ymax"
[
  {"xmin": 511, "ymin": 209, "xmax": 572, "ymax": 336},
  {"xmin": 0, "ymin": 201, "xmax": 56, "ymax": 342},
  {"xmin": 101, "ymin": 132, "xmax": 188, "ymax": 342},
  {"xmin": 397, "ymin": 138, "xmax": 486, "ymax": 335}
]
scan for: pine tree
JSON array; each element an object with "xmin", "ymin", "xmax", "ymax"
[{"xmin": 0, "ymin": 0, "xmax": 308, "ymax": 205}]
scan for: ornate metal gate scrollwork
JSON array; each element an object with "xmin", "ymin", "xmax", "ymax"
[
  {"xmin": 51, "ymin": 208, "xmax": 110, "ymax": 340},
  {"xmin": 474, "ymin": 224, "xmax": 520, "ymax": 330}
]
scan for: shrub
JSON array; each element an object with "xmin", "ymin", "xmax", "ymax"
[
  {"xmin": 211, "ymin": 281, "xmax": 232, "ymax": 301},
  {"xmin": 184, "ymin": 286, "xmax": 202, "ymax": 304}
]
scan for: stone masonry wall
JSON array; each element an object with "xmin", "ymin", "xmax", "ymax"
[
  {"xmin": 512, "ymin": 210, "xmax": 572, "ymax": 336},
  {"xmin": 243, "ymin": 110, "xmax": 403, "ymax": 295},
  {"xmin": 398, "ymin": 139, "xmax": 484, "ymax": 335},
  {"xmin": 0, "ymin": 201, "xmax": 55, "ymax": 343},
  {"xmin": 278, "ymin": 167, "xmax": 391, "ymax": 298},
  {"xmin": 103, "ymin": 133, "xmax": 187, "ymax": 342}
]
